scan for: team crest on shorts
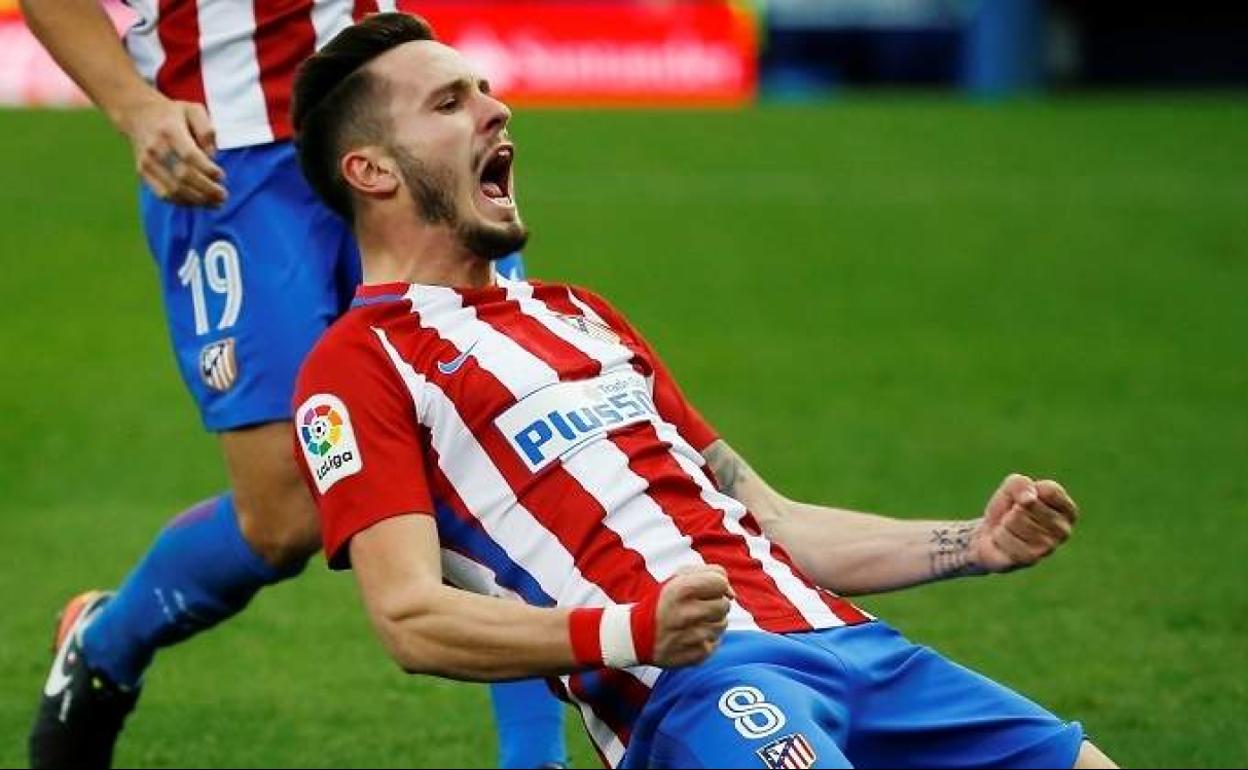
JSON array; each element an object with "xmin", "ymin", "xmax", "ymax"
[
  {"xmin": 757, "ymin": 733, "xmax": 817, "ymax": 770},
  {"xmin": 200, "ymin": 338, "xmax": 237, "ymax": 392},
  {"xmin": 556, "ymin": 313, "xmax": 620, "ymax": 345}
]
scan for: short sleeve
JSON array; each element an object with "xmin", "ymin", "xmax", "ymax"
[
  {"xmin": 292, "ymin": 326, "xmax": 434, "ymax": 569},
  {"xmin": 571, "ymin": 288, "xmax": 719, "ymax": 452}
]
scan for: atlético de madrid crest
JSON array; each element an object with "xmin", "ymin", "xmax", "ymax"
[
  {"xmin": 757, "ymin": 733, "xmax": 817, "ymax": 770},
  {"xmin": 200, "ymin": 338, "xmax": 238, "ymax": 392},
  {"xmin": 556, "ymin": 313, "xmax": 620, "ymax": 345}
]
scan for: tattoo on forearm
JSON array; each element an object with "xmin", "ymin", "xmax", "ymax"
[{"xmin": 929, "ymin": 522, "xmax": 981, "ymax": 579}]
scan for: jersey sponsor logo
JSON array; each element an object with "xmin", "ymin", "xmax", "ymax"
[
  {"xmin": 494, "ymin": 370, "xmax": 657, "ymax": 473},
  {"xmin": 718, "ymin": 686, "xmax": 787, "ymax": 740},
  {"xmin": 556, "ymin": 313, "xmax": 621, "ymax": 345},
  {"xmin": 437, "ymin": 340, "xmax": 479, "ymax": 376},
  {"xmin": 200, "ymin": 338, "xmax": 237, "ymax": 392},
  {"xmin": 757, "ymin": 733, "xmax": 817, "ymax": 770},
  {"xmin": 298, "ymin": 394, "xmax": 362, "ymax": 493}
]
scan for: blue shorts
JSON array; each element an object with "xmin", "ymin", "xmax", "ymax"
[
  {"xmin": 623, "ymin": 623, "xmax": 1084, "ymax": 769},
  {"xmin": 141, "ymin": 141, "xmax": 523, "ymax": 431}
]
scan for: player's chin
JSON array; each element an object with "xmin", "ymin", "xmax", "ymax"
[{"xmin": 463, "ymin": 214, "xmax": 529, "ymax": 262}]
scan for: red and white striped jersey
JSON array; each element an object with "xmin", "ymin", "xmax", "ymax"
[
  {"xmin": 122, "ymin": 0, "xmax": 397, "ymax": 149},
  {"xmin": 293, "ymin": 276, "xmax": 868, "ymax": 767}
]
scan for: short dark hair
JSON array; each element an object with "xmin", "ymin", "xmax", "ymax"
[{"xmin": 291, "ymin": 12, "xmax": 435, "ymax": 220}]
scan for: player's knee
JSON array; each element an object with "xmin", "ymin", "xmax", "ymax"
[{"xmin": 235, "ymin": 488, "xmax": 321, "ymax": 572}]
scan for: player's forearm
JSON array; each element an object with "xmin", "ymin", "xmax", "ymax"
[
  {"xmin": 350, "ymin": 513, "xmax": 720, "ymax": 681},
  {"xmin": 370, "ymin": 584, "xmax": 581, "ymax": 681},
  {"xmin": 765, "ymin": 504, "xmax": 986, "ymax": 595},
  {"xmin": 20, "ymin": 0, "xmax": 160, "ymax": 129},
  {"xmin": 702, "ymin": 440, "xmax": 984, "ymax": 595}
]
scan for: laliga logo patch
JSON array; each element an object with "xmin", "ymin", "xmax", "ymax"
[
  {"xmin": 200, "ymin": 338, "xmax": 237, "ymax": 392},
  {"xmin": 298, "ymin": 394, "xmax": 362, "ymax": 493}
]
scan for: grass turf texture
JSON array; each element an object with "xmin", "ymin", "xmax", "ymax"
[{"xmin": 1, "ymin": 97, "xmax": 1245, "ymax": 767}]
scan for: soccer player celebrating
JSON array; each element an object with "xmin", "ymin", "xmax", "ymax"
[
  {"xmin": 22, "ymin": 0, "xmax": 565, "ymax": 767},
  {"xmin": 289, "ymin": 13, "xmax": 1118, "ymax": 770}
]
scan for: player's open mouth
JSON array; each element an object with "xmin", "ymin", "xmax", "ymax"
[{"xmin": 478, "ymin": 144, "xmax": 515, "ymax": 209}]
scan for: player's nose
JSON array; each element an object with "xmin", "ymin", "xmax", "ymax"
[{"xmin": 480, "ymin": 93, "xmax": 512, "ymax": 137}]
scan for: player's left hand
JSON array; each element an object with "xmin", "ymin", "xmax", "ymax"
[{"xmin": 970, "ymin": 474, "xmax": 1079, "ymax": 573}]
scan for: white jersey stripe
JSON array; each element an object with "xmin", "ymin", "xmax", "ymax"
[
  {"xmin": 123, "ymin": 0, "xmax": 165, "ymax": 83},
  {"xmin": 310, "ymin": 0, "xmax": 354, "ymax": 53},
  {"xmin": 440, "ymin": 549, "xmax": 522, "ymax": 601},
  {"xmin": 196, "ymin": 0, "xmax": 273, "ymax": 147},
  {"xmin": 562, "ymin": 681, "xmax": 626, "ymax": 766}
]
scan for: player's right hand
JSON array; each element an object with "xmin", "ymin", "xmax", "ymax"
[
  {"xmin": 118, "ymin": 94, "xmax": 227, "ymax": 207},
  {"xmin": 652, "ymin": 565, "xmax": 733, "ymax": 667}
]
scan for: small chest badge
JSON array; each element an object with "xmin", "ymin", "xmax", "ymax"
[{"xmin": 556, "ymin": 314, "xmax": 620, "ymax": 345}]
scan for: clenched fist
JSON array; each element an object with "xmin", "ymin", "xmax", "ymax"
[
  {"xmin": 652, "ymin": 565, "xmax": 735, "ymax": 667},
  {"xmin": 972, "ymin": 474, "xmax": 1079, "ymax": 573}
]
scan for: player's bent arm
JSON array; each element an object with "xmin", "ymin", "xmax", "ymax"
[
  {"xmin": 701, "ymin": 440, "xmax": 1079, "ymax": 596},
  {"xmin": 21, "ymin": 0, "xmax": 225, "ymax": 205},
  {"xmin": 21, "ymin": 0, "xmax": 156, "ymax": 127},
  {"xmin": 349, "ymin": 514, "xmax": 734, "ymax": 681}
]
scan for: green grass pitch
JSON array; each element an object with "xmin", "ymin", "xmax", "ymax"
[{"xmin": 1, "ymin": 96, "xmax": 1245, "ymax": 767}]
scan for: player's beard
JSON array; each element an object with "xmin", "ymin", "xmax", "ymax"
[{"xmin": 392, "ymin": 146, "xmax": 528, "ymax": 262}]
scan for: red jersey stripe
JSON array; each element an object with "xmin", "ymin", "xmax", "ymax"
[
  {"xmin": 253, "ymin": 0, "xmax": 317, "ymax": 140},
  {"xmin": 155, "ymin": 0, "xmax": 207, "ymax": 104},
  {"xmin": 352, "ymin": 0, "xmax": 378, "ymax": 21}
]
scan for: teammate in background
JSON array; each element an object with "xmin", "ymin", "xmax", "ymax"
[
  {"xmin": 22, "ymin": 1, "xmax": 565, "ymax": 767},
  {"xmin": 289, "ymin": 14, "xmax": 1119, "ymax": 769}
]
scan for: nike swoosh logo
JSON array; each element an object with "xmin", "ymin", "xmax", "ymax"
[
  {"xmin": 437, "ymin": 341, "xmax": 478, "ymax": 376},
  {"xmin": 44, "ymin": 616, "xmax": 86, "ymax": 698}
]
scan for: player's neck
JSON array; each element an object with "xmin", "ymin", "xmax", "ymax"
[{"xmin": 355, "ymin": 217, "xmax": 494, "ymax": 289}]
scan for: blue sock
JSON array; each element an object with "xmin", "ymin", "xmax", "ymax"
[
  {"xmin": 491, "ymin": 679, "xmax": 568, "ymax": 768},
  {"xmin": 82, "ymin": 494, "xmax": 298, "ymax": 687}
]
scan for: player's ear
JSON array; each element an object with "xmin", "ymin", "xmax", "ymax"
[{"xmin": 341, "ymin": 147, "xmax": 399, "ymax": 200}]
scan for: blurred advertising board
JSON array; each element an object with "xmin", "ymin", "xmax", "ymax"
[
  {"xmin": 0, "ymin": 0, "xmax": 756, "ymax": 108},
  {"xmin": 0, "ymin": 1, "xmax": 132, "ymax": 106},
  {"xmin": 0, "ymin": 1, "xmax": 120, "ymax": 105},
  {"xmin": 766, "ymin": 0, "xmax": 971, "ymax": 30},
  {"xmin": 404, "ymin": 1, "xmax": 758, "ymax": 107}
]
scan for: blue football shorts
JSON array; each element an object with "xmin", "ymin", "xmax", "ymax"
[
  {"xmin": 622, "ymin": 622, "xmax": 1084, "ymax": 769},
  {"xmin": 141, "ymin": 141, "xmax": 524, "ymax": 431}
]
